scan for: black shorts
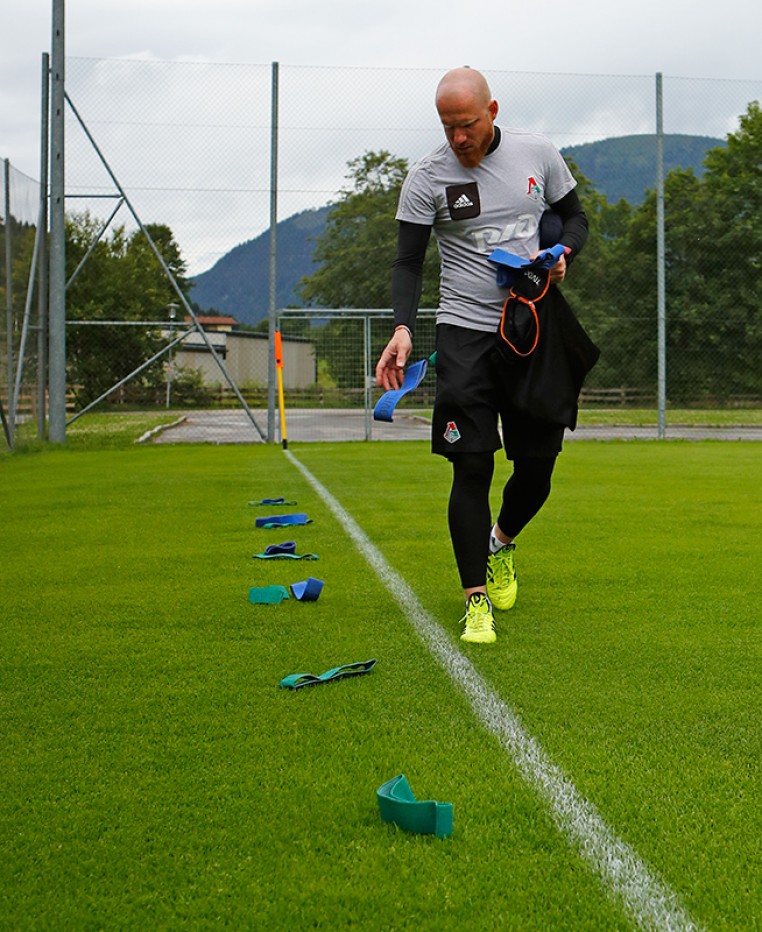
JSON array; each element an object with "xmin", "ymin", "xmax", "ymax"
[{"xmin": 431, "ymin": 323, "xmax": 565, "ymax": 460}]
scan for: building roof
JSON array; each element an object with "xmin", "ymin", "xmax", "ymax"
[{"xmin": 185, "ymin": 315, "xmax": 239, "ymax": 328}]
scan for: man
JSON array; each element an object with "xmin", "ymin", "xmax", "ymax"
[{"xmin": 375, "ymin": 67, "xmax": 589, "ymax": 644}]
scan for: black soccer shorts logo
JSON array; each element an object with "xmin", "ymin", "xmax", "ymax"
[{"xmin": 446, "ymin": 183, "xmax": 481, "ymax": 220}]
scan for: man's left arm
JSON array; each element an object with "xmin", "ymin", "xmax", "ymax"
[{"xmin": 546, "ymin": 188, "xmax": 588, "ymax": 284}]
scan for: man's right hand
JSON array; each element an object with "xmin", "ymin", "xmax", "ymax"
[{"xmin": 375, "ymin": 328, "xmax": 413, "ymax": 391}]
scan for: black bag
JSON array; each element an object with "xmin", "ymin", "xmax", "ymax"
[{"xmin": 492, "ymin": 268, "xmax": 600, "ymax": 430}]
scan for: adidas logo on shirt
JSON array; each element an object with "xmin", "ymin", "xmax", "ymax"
[{"xmin": 445, "ymin": 182, "xmax": 481, "ymax": 219}]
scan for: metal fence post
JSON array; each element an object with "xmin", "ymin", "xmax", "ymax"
[
  {"xmin": 267, "ymin": 61, "xmax": 279, "ymax": 444},
  {"xmin": 364, "ymin": 314, "xmax": 372, "ymax": 441},
  {"xmin": 48, "ymin": 0, "xmax": 66, "ymax": 443},
  {"xmin": 38, "ymin": 53, "xmax": 50, "ymax": 439},
  {"xmin": 4, "ymin": 158, "xmax": 13, "ymax": 447},
  {"xmin": 656, "ymin": 72, "xmax": 667, "ymax": 439}
]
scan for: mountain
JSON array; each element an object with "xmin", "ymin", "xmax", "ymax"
[
  {"xmin": 562, "ymin": 133, "xmax": 724, "ymax": 205},
  {"xmin": 191, "ymin": 134, "xmax": 725, "ymax": 326},
  {"xmin": 191, "ymin": 205, "xmax": 330, "ymax": 326}
]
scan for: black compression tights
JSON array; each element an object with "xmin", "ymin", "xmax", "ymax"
[{"xmin": 448, "ymin": 452, "xmax": 557, "ymax": 589}]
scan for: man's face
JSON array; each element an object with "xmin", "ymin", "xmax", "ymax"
[{"xmin": 438, "ymin": 97, "xmax": 498, "ymax": 168}]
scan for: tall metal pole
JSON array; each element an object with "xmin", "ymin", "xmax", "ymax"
[
  {"xmin": 48, "ymin": 0, "xmax": 66, "ymax": 443},
  {"xmin": 38, "ymin": 53, "xmax": 50, "ymax": 438},
  {"xmin": 267, "ymin": 61, "xmax": 279, "ymax": 444},
  {"xmin": 655, "ymin": 72, "xmax": 667, "ymax": 439}
]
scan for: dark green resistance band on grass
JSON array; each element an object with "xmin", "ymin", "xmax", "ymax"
[{"xmin": 279, "ymin": 658, "xmax": 377, "ymax": 690}]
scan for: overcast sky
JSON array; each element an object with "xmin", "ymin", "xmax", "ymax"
[
  {"xmin": 2, "ymin": 0, "xmax": 761, "ymax": 274},
  {"xmin": 4, "ymin": 0, "xmax": 762, "ymax": 179}
]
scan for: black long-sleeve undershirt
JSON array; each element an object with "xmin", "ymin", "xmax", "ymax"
[{"xmin": 391, "ymin": 186, "xmax": 588, "ymax": 333}]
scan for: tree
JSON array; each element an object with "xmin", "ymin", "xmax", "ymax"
[
  {"xmin": 65, "ymin": 213, "xmax": 192, "ymax": 407},
  {"xmin": 565, "ymin": 104, "xmax": 762, "ymax": 402},
  {"xmin": 298, "ymin": 151, "xmax": 440, "ymax": 389},
  {"xmin": 554, "ymin": 158, "xmax": 637, "ymax": 390},
  {"xmin": 593, "ymin": 101, "xmax": 762, "ymax": 402}
]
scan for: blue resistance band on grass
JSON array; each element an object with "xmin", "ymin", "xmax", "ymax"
[
  {"xmin": 290, "ymin": 576, "xmax": 324, "ymax": 601},
  {"xmin": 248, "ymin": 576, "xmax": 323, "ymax": 604},
  {"xmin": 252, "ymin": 541, "xmax": 319, "ymax": 560},
  {"xmin": 249, "ymin": 497, "xmax": 297, "ymax": 506},
  {"xmin": 279, "ymin": 658, "xmax": 377, "ymax": 690},
  {"xmin": 255, "ymin": 513, "xmax": 312, "ymax": 529}
]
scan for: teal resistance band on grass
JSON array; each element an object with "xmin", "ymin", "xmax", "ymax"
[
  {"xmin": 252, "ymin": 541, "xmax": 319, "ymax": 561},
  {"xmin": 279, "ymin": 658, "xmax": 377, "ymax": 690},
  {"xmin": 373, "ymin": 353, "xmax": 436, "ymax": 423},
  {"xmin": 248, "ymin": 585, "xmax": 290, "ymax": 604},
  {"xmin": 255, "ymin": 513, "xmax": 312, "ymax": 528},
  {"xmin": 376, "ymin": 773, "xmax": 453, "ymax": 838}
]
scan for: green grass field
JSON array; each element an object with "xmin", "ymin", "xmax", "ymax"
[{"xmin": 1, "ymin": 432, "xmax": 760, "ymax": 929}]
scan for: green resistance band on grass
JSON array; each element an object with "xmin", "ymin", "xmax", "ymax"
[
  {"xmin": 248, "ymin": 585, "xmax": 290, "ymax": 604},
  {"xmin": 252, "ymin": 541, "xmax": 319, "ymax": 560},
  {"xmin": 376, "ymin": 773, "xmax": 453, "ymax": 838},
  {"xmin": 279, "ymin": 658, "xmax": 377, "ymax": 690}
]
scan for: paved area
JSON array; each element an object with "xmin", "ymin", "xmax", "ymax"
[{"xmin": 145, "ymin": 409, "xmax": 762, "ymax": 444}]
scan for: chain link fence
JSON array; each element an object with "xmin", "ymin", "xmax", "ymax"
[
  {"xmin": 3, "ymin": 62, "xmax": 761, "ymax": 445},
  {"xmin": 1, "ymin": 159, "xmax": 44, "ymax": 447}
]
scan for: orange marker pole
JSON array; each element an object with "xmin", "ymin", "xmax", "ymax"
[{"xmin": 274, "ymin": 330, "xmax": 288, "ymax": 449}]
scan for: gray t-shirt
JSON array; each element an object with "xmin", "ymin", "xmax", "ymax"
[{"xmin": 396, "ymin": 126, "xmax": 576, "ymax": 331}]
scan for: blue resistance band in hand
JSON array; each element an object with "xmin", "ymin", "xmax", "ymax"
[
  {"xmin": 488, "ymin": 243, "xmax": 567, "ymax": 288},
  {"xmin": 279, "ymin": 658, "xmax": 377, "ymax": 690},
  {"xmin": 373, "ymin": 357, "xmax": 429, "ymax": 423}
]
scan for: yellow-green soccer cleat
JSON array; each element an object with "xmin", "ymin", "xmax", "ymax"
[
  {"xmin": 460, "ymin": 592, "xmax": 497, "ymax": 644},
  {"xmin": 486, "ymin": 543, "xmax": 517, "ymax": 610}
]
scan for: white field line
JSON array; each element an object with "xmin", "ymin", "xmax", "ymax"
[{"xmin": 285, "ymin": 449, "xmax": 700, "ymax": 932}]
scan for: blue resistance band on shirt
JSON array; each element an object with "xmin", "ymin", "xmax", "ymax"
[{"xmin": 488, "ymin": 243, "xmax": 567, "ymax": 288}]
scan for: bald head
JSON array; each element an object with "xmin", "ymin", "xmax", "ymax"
[
  {"xmin": 435, "ymin": 67, "xmax": 498, "ymax": 168},
  {"xmin": 435, "ymin": 67, "xmax": 492, "ymax": 110}
]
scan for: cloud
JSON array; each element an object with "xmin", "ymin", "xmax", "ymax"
[{"xmin": 2, "ymin": 0, "xmax": 761, "ymax": 274}]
